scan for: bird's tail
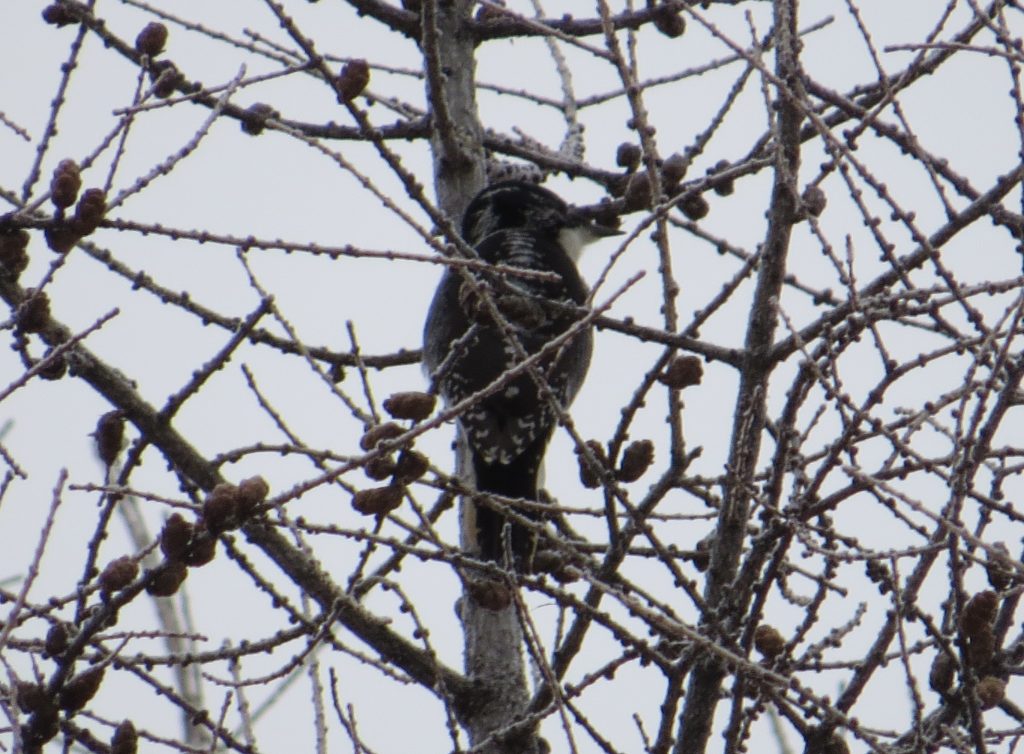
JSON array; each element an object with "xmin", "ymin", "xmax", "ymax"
[{"xmin": 470, "ymin": 443, "xmax": 545, "ymax": 566}]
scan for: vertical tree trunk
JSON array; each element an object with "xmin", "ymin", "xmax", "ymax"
[
  {"xmin": 421, "ymin": 0, "xmax": 487, "ymax": 218},
  {"xmin": 420, "ymin": 3, "xmax": 539, "ymax": 751}
]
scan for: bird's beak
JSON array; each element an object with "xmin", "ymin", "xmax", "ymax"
[
  {"xmin": 586, "ymin": 221, "xmax": 624, "ymax": 238},
  {"xmin": 566, "ymin": 207, "xmax": 624, "ymax": 239},
  {"xmin": 560, "ymin": 221, "xmax": 623, "ymax": 261}
]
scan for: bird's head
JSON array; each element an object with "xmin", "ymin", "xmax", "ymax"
[{"xmin": 461, "ymin": 180, "xmax": 621, "ymax": 260}]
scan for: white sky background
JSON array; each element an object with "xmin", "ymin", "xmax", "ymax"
[{"xmin": 2, "ymin": 1, "xmax": 1023, "ymax": 752}]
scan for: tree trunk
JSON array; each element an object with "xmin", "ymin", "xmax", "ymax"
[{"xmin": 420, "ymin": 2, "xmax": 539, "ymax": 750}]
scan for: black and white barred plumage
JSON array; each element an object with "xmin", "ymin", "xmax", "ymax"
[{"xmin": 423, "ymin": 181, "xmax": 618, "ymax": 565}]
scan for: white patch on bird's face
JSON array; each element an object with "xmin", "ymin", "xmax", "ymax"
[{"xmin": 558, "ymin": 225, "xmax": 609, "ymax": 262}]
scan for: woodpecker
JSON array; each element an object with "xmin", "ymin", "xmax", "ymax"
[{"xmin": 422, "ymin": 180, "xmax": 619, "ymax": 566}]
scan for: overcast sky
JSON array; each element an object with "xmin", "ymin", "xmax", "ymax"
[{"xmin": 2, "ymin": 2, "xmax": 1023, "ymax": 751}]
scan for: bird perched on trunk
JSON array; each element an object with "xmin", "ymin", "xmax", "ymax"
[{"xmin": 423, "ymin": 181, "xmax": 619, "ymax": 567}]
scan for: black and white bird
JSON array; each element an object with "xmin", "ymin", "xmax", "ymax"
[{"xmin": 423, "ymin": 180, "xmax": 619, "ymax": 566}]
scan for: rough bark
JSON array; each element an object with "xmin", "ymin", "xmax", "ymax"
[{"xmin": 419, "ymin": 2, "xmax": 539, "ymax": 751}]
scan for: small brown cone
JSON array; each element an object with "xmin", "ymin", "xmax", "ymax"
[
  {"xmin": 360, "ymin": 422, "xmax": 405, "ymax": 450},
  {"xmin": 960, "ymin": 590, "xmax": 998, "ymax": 637},
  {"xmin": 111, "ymin": 720, "xmax": 138, "ymax": 754},
  {"xmin": 59, "ymin": 666, "xmax": 105, "ymax": 711},
  {"xmin": 45, "ymin": 623, "xmax": 69, "ymax": 656},
  {"xmin": 576, "ymin": 440, "xmax": 609, "ymax": 489},
  {"xmin": 617, "ymin": 440, "xmax": 654, "ymax": 482},
  {"xmin": 394, "ymin": 450, "xmax": 429, "ymax": 483},
  {"xmin": 236, "ymin": 475, "xmax": 270, "ymax": 516},
  {"xmin": 352, "ymin": 485, "xmax": 404, "ymax": 516},
  {"xmin": 929, "ymin": 652, "xmax": 955, "ymax": 694},
  {"xmin": 145, "ymin": 561, "xmax": 188, "ymax": 597},
  {"xmin": 616, "ymin": 142, "xmax": 642, "ymax": 171},
  {"xmin": 16, "ymin": 291, "xmax": 50, "ymax": 333},
  {"xmin": 659, "ymin": 355, "xmax": 703, "ymax": 389},
  {"xmin": 382, "ymin": 391, "xmax": 436, "ymax": 421},
  {"xmin": 93, "ymin": 410, "xmax": 125, "ymax": 467},
  {"xmin": 753, "ymin": 625, "xmax": 785, "ymax": 659},
  {"xmin": 337, "ymin": 59, "xmax": 370, "ymax": 101},
  {"xmin": 652, "ymin": 5, "xmax": 685, "ymax": 37},
  {"xmin": 159, "ymin": 513, "xmax": 193, "ymax": 562},
  {"xmin": 135, "ymin": 22, "xmax": 168, "ymax": 57},
  {"xmin": 203, "ymin": 483, "xmax": 240, "ymax": 533},
  {"xmin": 976, "ymin": 676, "xmax": 1006, "ymax": 709},
  {"xmin": 802, "ymin": 185, "xmax": 827, "ymax": 217},
  {"xmin": 99, "ymin": 556, "xmax": 138, "ymax": 593}
]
